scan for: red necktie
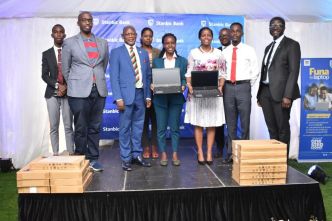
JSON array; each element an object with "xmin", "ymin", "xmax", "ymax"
[
  {"xmin": 130, "ymin": 46, "xmax": 139, "ymax": 82},
  {"xmin": 57, "ymin": 49, "xmax": 64, "ymax": 84},
  {"xmin": 230, "ymin": 47, "xmax": 237, "ymax": 83}
]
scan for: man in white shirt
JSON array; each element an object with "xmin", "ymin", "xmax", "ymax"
[{"xmin": 222, "ymin": 22, "xmax": 259, "ymax": 163}]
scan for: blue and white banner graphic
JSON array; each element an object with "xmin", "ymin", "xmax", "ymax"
[
  {"xmin": 299, "ymin": 58, "xmax": 332, "ymax": 162},
  {"xmin": 91, "ymin": 12, "xmax": 244, "ymax": 139}
]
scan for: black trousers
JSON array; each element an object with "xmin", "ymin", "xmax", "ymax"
[{"xmin": 258, "ymin": 84, "xmax": 291, "ymax": 155}]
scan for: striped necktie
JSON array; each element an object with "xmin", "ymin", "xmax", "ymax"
[{"xmin": 130, "ymin": 46, "xmax": 139, "ymax": 82}]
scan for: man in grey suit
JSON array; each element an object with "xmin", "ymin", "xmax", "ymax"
[
  {"xmin": 62, "ymin": 11, "xmax": 109, "ymax": 172},
  {"xmin": 257, "ymin": 16, "xmax": 301, "ymax": 156},
  {"xmin": 42, "ymin": 24, "xmax": 74, "ymax": 155}
]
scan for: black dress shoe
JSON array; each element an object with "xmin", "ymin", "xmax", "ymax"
[
  {"xmin": 122, "ymin": 161, "xmax": 132, "ymax": 171},
  {"xmin": 222, "ymin": 157, "xmax": 233, "ymax": 164},
  {"xmin": 132, "ymin": 156, "xmax": 151, "ymax": 167}
]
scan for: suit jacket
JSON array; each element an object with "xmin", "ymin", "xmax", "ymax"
[
  {"xmin": 62, "ymin": 33, "xmax": 109, "ymax": 98},
  {"xmin": 257, "ymin": 36, "xmax": 301, "ymax": 102},
  {"xmin": 109, "ymin": 45, "xmax": 151, "ymax": 105},
  {"xmin": 152, "ymin": 56, "xmax": 187, "ymax": 107},
  {"xmin": 42, "ymin": 47, "xmax": 63, "ymax": 98}
]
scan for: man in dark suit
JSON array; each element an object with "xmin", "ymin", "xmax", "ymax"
[
  {"xmin": 62, "ymin": 12, "xmax": 109, "ymax": 172},
  {"xmin": 257, "ymin": 16, "xmax": 301, "ymax": 156},
  {"xmin": 215, "ymin": 28, "xmax": 231, "ymax": 159},
  {"xmin": 109, "ymin": 25, "xmax": 152, "ymax": 171},
  {"xmin": 42, "ymin": 24, "xmax": 74, "ymax": 155}
]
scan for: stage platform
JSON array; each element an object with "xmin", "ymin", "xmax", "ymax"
[{"xmin": 19, "ymin": 139, "xmax": 326, "ymax": 221}]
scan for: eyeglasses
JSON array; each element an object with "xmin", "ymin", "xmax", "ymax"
[
  {"xmin": 124, "ymin": 33, "xmax": 137, "ymax": 37},
  {"xmin": 80, "ymin": 18, "xmax": 93, "ymax": 23},
  {"xmin": 269, "ymin": 24, "xmax": 284, "ymax": 29}
]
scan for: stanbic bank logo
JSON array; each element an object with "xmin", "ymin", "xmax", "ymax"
[
  {"xmin": 148, "ymin": 19, "xmax": 154, "ymax": 26},
  {"xmin": 93, "ymin": 18, "xmax": 99, "ymax": 25},
  {"xmin": 201, "ymin": 20, "xmax": 207, "ymax": 27}
]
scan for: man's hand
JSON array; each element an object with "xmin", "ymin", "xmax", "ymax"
[
  {"xmin": 146, "ymin": 99, "xmax": 151, "ymax": 108},
  {"xmin": 57, "ymin": 83, "xmax": 67, "ymax": 97},
  {"xmin": 116, "ymin": 100, "xmax": 125, "ymax": 111},
  {"xmin": 282, "ymin": 97, "xmax": 292, "ymax": 109}
]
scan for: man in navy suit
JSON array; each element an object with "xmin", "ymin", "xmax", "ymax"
[
  {"xmin": 257, "ymin": 16, "xmax": 301, "ymax": 156},
  {"xmin": 42, "ymin": 24, "xmax": 74, "ymax": 156},
  {"xmin": 62, "ymin": 12, "xmax": 109, "ymax": 172},
  {"xmin": 109, "ymin": 25, "xmax": 152, "ymax": 171}
]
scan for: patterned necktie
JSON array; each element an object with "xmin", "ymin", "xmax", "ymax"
[
  {"xmin": 57, "ymin": 49, "xmax": 64, "ymax": 84},
  {"xmin": 130, "ymin": 46, "xmax": 139, "ymax": 82},
  {"xmin": 261, "ymin": 41, "xmax": 276, "ymax": 82},
  {"xmin": 230, "ymin": 47, "xmax": 237, "ymax": 82}
]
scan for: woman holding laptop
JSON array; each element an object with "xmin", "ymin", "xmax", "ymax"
[
  {"xmin": 185, "ymin": 27, "xmax": 226, "ymax": 165},
  {"xmin": 151, "ymin": 33, "xmax": 187, "ymax": 166}
]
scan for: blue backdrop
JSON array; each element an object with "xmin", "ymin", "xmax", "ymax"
[
  {"xmin": 299, "ymin": 58, "xmax": 332, "ymax": 162},
  {"xmin": 91, "ymin": 12, "xmax": 244, "ymax": 139}
]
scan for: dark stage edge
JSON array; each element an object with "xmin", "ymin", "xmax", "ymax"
[{"xmin": 19, "ymin": 139, "xmax": 326, "ymax": 221}]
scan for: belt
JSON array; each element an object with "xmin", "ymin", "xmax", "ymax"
[
  {"xmin": 260, "ymin": 82, "xmax": 269, "ymax": 87},
  {"xmin": 225, "ymin": 80, "xmax": 250, "ymax": 85}
]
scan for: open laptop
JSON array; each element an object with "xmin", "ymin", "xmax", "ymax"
[
  {"xmin": 152, "ymin": 68, "xmax": 182, "ymax": 94},
  {"xmin": 191, "ymin": 70, "xmax": 221, "ymax": 98},
  {"xmin": 315, "ymin": 102, "xmax": 330, "ymax": 111}
]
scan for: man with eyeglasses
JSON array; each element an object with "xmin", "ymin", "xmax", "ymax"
[
  {"xmin": 109, "ymin": 25, "xmax": 152, "ymax": 171},
  {"xmin": 257, "ymin": 16, "xmax": 301, "ymax": 157},
  {"xmin": 62, "ymin": 11, "xmax": 109, "ymax": 172}
]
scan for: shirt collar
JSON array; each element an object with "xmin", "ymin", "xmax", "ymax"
[
  {"xmin": 274, "ymin": 34, "xmax": 285, "ymax": 44},
  {"xmin": 162, "ymin": 52, "xmax": 177, "ymax": 59},
  {"xmin": 125, "ymin": 43, "xmax": 136, "ymax": 50}
]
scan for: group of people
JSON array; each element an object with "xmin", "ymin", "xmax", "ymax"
[
  {"xmin": 42, "ymin": 11, "xmax": 301, "ymax": 172},
  {"xmin": 304, "ymin": 84, "xmax": 332, "ymax": 110}
]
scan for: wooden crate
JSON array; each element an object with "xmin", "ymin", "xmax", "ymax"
[
  {"xmin": 50, "ymin": 160, "xmax": 89, "ymax": 180},
  {"xmin": 29, "ymin": 156, "xmax": 85, "ymax": 170},
  {"xmin": 50, "ymin": 172, "xmax": 93, "ymax": 193},
  {"xmin": 50, "ymin": 162, "xmax": 90, "ymax": 186},
  {"xmin": 18, "ymin": 186, "xmax": 50, "ymax": 193}
]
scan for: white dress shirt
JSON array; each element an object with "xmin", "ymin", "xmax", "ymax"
[
  {"xmin": 222, "ymin": 42, "xmax": 259, "ymax": 86},
  {"xmin": 163, "ymin": 53, "xmax": 177, "ymax": 68},
  {"xmin": 263, "ymin": 35, "xmax": 285, "ymax": 84}
]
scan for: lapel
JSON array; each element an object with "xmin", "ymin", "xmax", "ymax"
[
  {"xmin": 76, "ymin": 34, "xmax": 91, "ymax": 65},
  {"xmin": 49, "ymin": 48, "xmax": 58, "ymax": 70},
  {"xmin": 137, "ymin": 46, "xmax": 145, "ymax": 69},
  {"xmin": 122, "ymin": 45, "xmax": 133, "ymax": 69},
  {"xmin": 92, "ymin": 36, "xmax": 102, "ymax": 66},
  {"xmin": 269, "ymin": 37, "xmax": 287, "ymax": 68},
  {"xmin": 175, "ymin": 57, "xmax": 180, "ymax": 68}
]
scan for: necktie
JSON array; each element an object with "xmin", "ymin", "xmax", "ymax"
[
  {"xmin": 130, "ymin": 46, "xmax": 139, "ymax": 82},
  {"xmin": 57, "ymin": 49, "xmax": 64, "ymax": 84},
  {"xmin": 230, "ymin": 47, "xmax": 237, "ymax": 82},
  {"xmin": 261, "ymin": 41, "xmax": 276, "ymax": 82}
]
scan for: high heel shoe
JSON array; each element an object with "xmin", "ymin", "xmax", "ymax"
[
  {"xmin": 198, "ymin": 160, "xmax": 206, "ymax": 165},
  {"xmin": 197, "ymin": 154, "xmax": 205, "ymax": 165},
  {"xmin": 206, "ymin": 160, "xmax": 213, "ymax": 165}
]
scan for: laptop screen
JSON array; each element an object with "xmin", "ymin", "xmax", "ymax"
[
  {"xmin": 152, "ymin": 68, "xmax": 181, "ymax": 86},
  {"xmin": 191, "ymin": 71, "xmax": 218, "ymax": 87}
]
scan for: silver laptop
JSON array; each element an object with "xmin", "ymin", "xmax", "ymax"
[
  {"xmin": 152, "ymin": 68, "xmax": 182, "ymax": 94},
  {"xmin": 191, "ymin": 70, "xmax": 221, "ymax": 98},
  {"xmin": 315, "ymin": 102, "xmax": 329, "ymax": 111}
]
